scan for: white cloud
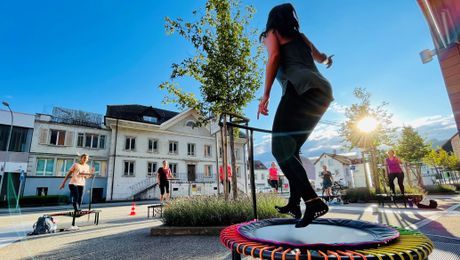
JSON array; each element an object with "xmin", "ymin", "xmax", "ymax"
[{"xmin": 329, "ymin": 101, "xmax": 347, "ymax": 114}]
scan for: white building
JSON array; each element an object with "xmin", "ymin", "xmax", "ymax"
[
  {"xmin": 104, "ymin": 105, "xmax": 247, "ymax": 201},
  {"xmin": 0, "ymin": 110, "xmax": 34, "ymax": 202},
  {"xmin": 313, "ymin": 153, "xmax": 367, "ymax": 190},
  {"xmin": 25, "ymin": 108, "xmax": 110, "ymax": 203}
]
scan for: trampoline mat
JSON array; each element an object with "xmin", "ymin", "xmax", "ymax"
[{"xmin": 237, "ymin": 218, "xmax": 400, "ymax": 249}]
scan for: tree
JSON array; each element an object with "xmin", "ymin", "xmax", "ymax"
[
  {"xmin": 340, "ymin": 88, "xmax": 395, "ymax": 192},
  {"xmin": 159, "ymin": 0, "xmax": 263, "ymax": 199},
  {"xmin": 396, "ymin": 126, "xmax": 430, "ymax": 188}
]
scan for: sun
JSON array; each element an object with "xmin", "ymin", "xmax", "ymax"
[{"xmin": 357, "ymin": 116, "xmax": 378, "ymax": 133}]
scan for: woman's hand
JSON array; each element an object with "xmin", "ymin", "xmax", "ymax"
[
  {"xmin": 257, "ymin": 95, "xmax": 270, "ymax": 119},
  {"xmin": 323, "ymin": 54, "xmax": 334, "ymax": 68},
  {"xmin": 59, "ymin": 183, "xmax": 65, "ymax": 190}
]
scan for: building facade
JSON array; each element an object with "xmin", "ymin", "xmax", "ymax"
[
  {"xmin": 25, "ymin": 109, "xmax": 110, "ymax": 203},
  {"xmin": 104, "ymin": 105, "xmax": 247, "ymax": 201},
  {"xmin": 314, "ymin": 153, "xmax": 367, "ymax": 191},
  {"xmin": 0, "ymin": 110, "xmax": 34, "ymax": 202}
]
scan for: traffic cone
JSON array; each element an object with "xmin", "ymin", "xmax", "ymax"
[{"xmin": 129, "ymin": 202, "xmax": 136, "ymax": 216}]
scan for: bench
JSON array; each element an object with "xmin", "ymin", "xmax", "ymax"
[
  {"xmin": 49, "ymin": 210, "xmax": 101, "ymax": 225},
  {"xmin": 376, "ymin": 194, "xmax": 423, "ymax": 208},
  {"xmin": 147, "ymin": 204, "xmax": 163, "ymax": 218}
]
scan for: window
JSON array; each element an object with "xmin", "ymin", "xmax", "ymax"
[
  {"xmin": 169, "ymin": 163, "xmax": 177, "ymax": 175},
  {"xmin": 235, "ymin": 149, "xmax": 240, "ymax": 160},
  {"xmin": 236, "ymin": 166, "xmax": 241, "ymax": 177},
  {"xmin": 36, "ymin": 187, "xmax": 48, "ymax": 196},
  {"xmin": 77, "ymin": 133, "xmax": 106, "ymax": 149},
  {"xmin": 88, "ymin": 160, "xmax": 107, "ymax": 177},
  {"xmin": 143, "ymin": 116, "xmax": 158, "ymax": 123},
  {"xmin": 0, "ymin": 125, "xmax": 31, "ymax": 152},
  {"xmin": 123, "ymin": 161, "xmax": 135, "ymax": 176},
  {"xmin": 204, "ymin": 145, "xmax": 211, "ymax": 157},
  {"xmin": 148, "ymin": 139, "xmax": 159, "ymax": 153},
  {"xmin": 334, "ymin": 169, "xmax": 339, "ymax": 176},
  {"xmin": 57, "ymin": 159, "xmax": 74, "ymax": 176},
  {"xmin": 219, "ymin": 147, "xmax": 223, "ymax": 158},
  {"xmin": 77, "ymin": 133, "xmax": 84, "ymax": 147},
  {"xmin": 125, "ymin": 137, "xmax": 136, "ymax": 151},
  {"xmin": 49, "ymin": 130, "xmax": 66, "ymax": 146},
  {"xmin": 99, "ymin": 135, "xmax": 106, "ymax": 149},
  {"xmin": 187, "ymin": 143, "xmax": 196, "ymax": 156},
  {"xmin": 169, "ymin": 141, "xmax": 178, "ymax": 154},
  {"xmin": 147, "ymin": 162, "xmax": 157, "ymax": 176},
  {"xmin": 36, "ymin": 158, "xmax": 55, "ymax": 176},
  {"xmin": 204, "ymin": 165, "xmax": 212, "ymax": 177},
  {"xmin": 185, "ymin": 120, "xmax": 195, "ymax": 128}
]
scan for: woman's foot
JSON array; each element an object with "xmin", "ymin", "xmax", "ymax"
[
  {"xmin": 295, "ymin": 197, "xmax": 329, "ymax": 228},
  {"xmin": 275, "ymin": 204, "xmax": 301, "ymax": 219}
]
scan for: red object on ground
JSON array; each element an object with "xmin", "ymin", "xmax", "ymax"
[{"xmin": 129, "ymin": 202, "xmax": 136, "ymax": 216}]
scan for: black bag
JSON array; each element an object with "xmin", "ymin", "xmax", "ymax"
[
  {"xmin": 416, "ymin": 199, "xmax": 438, "ymax": 209},
  {"xmin": 28, "ymin": 215, "xmax": 57, "ymax": 236}
]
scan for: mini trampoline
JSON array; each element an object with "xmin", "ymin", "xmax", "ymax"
[{"xmin": 220, "ymin": 218, "xmax": 433, "ymax": 260}]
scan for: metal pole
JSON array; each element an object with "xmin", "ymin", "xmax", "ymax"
[
  {"xmin": 1, "ymin": 103, "xmax": 13, "ymax": 201},
  {"xmin": 222, "ymin": 115, "xmax": 229, "ymax": 200},
  {"xmin": 249, "ymin": 129, "xmax": 257, "ymax": 220}
]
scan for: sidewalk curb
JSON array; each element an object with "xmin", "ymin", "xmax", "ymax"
[{"xmin": 150, "ymin": 225, "xmax": 225, "ymax": 236}]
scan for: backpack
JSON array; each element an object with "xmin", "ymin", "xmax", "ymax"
[
  {"xmin": 28, "ymin": 215, "xmax": 57, "ymax": 236},
  {"xmin": 416, "ymin": 199, "xmax": 438, "ymax": 209}
]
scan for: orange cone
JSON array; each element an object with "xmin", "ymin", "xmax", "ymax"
[{"xmin": 129, "ymin": 202, "xmax": 136, "ymax": 216}]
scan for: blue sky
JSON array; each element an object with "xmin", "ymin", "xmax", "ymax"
[{"xmin": 0, "ymin": 1, "xmax": 456, "ymax": 157}]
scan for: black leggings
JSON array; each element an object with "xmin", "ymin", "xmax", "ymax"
[
  {"xmin": 159, "ymin": 181, "xmax": 170, "ymax": 195},
  {"xmin": 272, "ymin": 86, "xmax": 331, "ymax": 205},
  {"xmin": 69, "ymin": 184, "xmax": 84, "ymax": 211},
  {"xmin": 388, "ymin": 172, "xmax": 405, "ymax": 194}
]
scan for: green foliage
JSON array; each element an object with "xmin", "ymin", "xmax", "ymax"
[
  {"xmin": 396, "ymin": 126, "xmax": 430, "ymax": 163},
  {"xmin": 340, "ymin": 88, "xmax": 395, "ymax": 150},
  {"xmin": 423, "ymin": 184, "xmax": 457, "ymax": 194},
  {"xmin": 160, "ymin": 0, "xmax": 263, "ymax": 123},
  {"xmin": 344, "ymin": 187, "xmax": 375, "ymax": 202},
  {"xmin": 423, "ymin": 148, "xmax": 458, "ymax": 170},
  {"xmin": 162, "ymin": 194, "xmax": 286, "ymax": 226}
]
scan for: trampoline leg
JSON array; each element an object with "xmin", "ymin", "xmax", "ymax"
[
  {"xmin": 232, "ymin": 249, "xmax": 241, "ymax": 260},
  {"xmin": 72, "ymin": 210, "xmax": 76, "ymax": 226}
]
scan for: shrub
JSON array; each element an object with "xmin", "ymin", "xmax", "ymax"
[
  {"xmin": 423, "ymin": 184, "xmax": 457, "ymax": 194},
  {"xmin": 18, "ymin": 195, "xmax": 69, "ymax": 207},
  {"xmin": 162, "ymin": 194, "xmax": 287, "ymax": 227},
  {"xmin": 343, "ymin": 188, "xmax": 375, "ymax": 203}
]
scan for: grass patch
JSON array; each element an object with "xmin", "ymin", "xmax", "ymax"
[{"xmin": 162, "ymin": 194, "xmax": 287, "ymax": 227}]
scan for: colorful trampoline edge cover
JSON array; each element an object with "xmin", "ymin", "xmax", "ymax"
[{"xmin": 220, "ymin": 218, "xmax": 434, "ymax": 260}]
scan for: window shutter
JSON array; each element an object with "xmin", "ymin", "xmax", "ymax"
[
  {"xmin": 39, "ymin": 129, "xmax": 48, "ymax": 144},
  {"xmin": 65, "ymin": 131, "xmax": 74, "ymax": 146}
]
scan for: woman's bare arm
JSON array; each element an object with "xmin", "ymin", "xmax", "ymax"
[
  {"xmin": 263, "ymin": 30, "xmax": 280, "ymax": 96},
  {"xmin": 59, "ymin": 166, "xmax": 74, "ymax": 189}
]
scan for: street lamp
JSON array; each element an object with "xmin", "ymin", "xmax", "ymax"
[{"xmin": 1, "ymin": 101, "xmax": 13, "ymax": 201}]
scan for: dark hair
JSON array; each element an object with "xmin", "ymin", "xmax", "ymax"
[{"xmin": 260, "ymin": 3, "xmax": 300, "ymax": 41}]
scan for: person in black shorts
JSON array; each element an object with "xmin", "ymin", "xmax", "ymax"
[{"xmin": 157, "ymin": 160, "xmax": 173, "ymax": 203}]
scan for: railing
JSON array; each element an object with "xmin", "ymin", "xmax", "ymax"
[{"xmin": 129, "ymin": 177, "xmax": 157, "ymax": 197}]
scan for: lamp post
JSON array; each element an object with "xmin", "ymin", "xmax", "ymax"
[{"xmin": 1, "ymin": 101, "xmax": 13, "ymax": 201}]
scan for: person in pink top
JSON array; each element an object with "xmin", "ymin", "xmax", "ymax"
[
  {"xmin": 268, "ymin": 162, "xmax": 280, "ymax": 192},
  {"xmin": 385, "ymin": 150, "xmax": 405, "ymax": 195},
  {"xmin": 59, "ymin": 154, "xmax": 94, "ymax": 230}
]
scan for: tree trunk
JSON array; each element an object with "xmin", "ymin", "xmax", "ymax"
[
  {"xmin": 221, "ymin": 115, "xmax": 229, "ymax": 201},
  {"xmin": 404, "ymin": 163, "xmax": 413, "ymax": 188},
  {"xmin": 370, "ymin": 148, "xmax": 381, "ymax": 194},
  {"xmin": 362, "ymin": 151, "xmax": 371, "ymax": 190},
  {"xmin": 229, "ymin": 124, "xmax": 238, "ymax": 200}
]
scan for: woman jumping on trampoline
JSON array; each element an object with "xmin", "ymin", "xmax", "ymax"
[
  {"xmin": 59, "ymin": 154, "xmax": 94, "ymax": 214},
  {"xmin": 258, "ymin": 3, "xmax": 334, "ymax": 228}
]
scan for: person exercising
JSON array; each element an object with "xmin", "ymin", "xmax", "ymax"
[
  {"xmin": 385, "ymin": 150, "xmax": 405, "ymax": 195},
  {"xmin": 321, "ymin": 165, "xmax": 333, "ymax": 202},
  {"xmin": 268, "ymin": 162, "xmax": 280, "ymax": 193},
  {"xmin": 157, "ymin": 160, "xmax": 173, "ymax": 203},
  {"xmin": 258, "ymin": 3, "xmax": 333, "ymax": 228},
  {"xmin": 59, "ymin": 154, "xmax": 94, "ymax": 229}
]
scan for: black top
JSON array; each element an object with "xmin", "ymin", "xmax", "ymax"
[
  {"xmin": 322, "ymin": 171, "xmax": 333, "ymax": 182},
  {"xmin": 158, "ymin": 167, "xmax": 170, "ymax": 182},
  {"xmin": 276, "ymin": 35, "xmax": 333, "ymax": 98}
]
